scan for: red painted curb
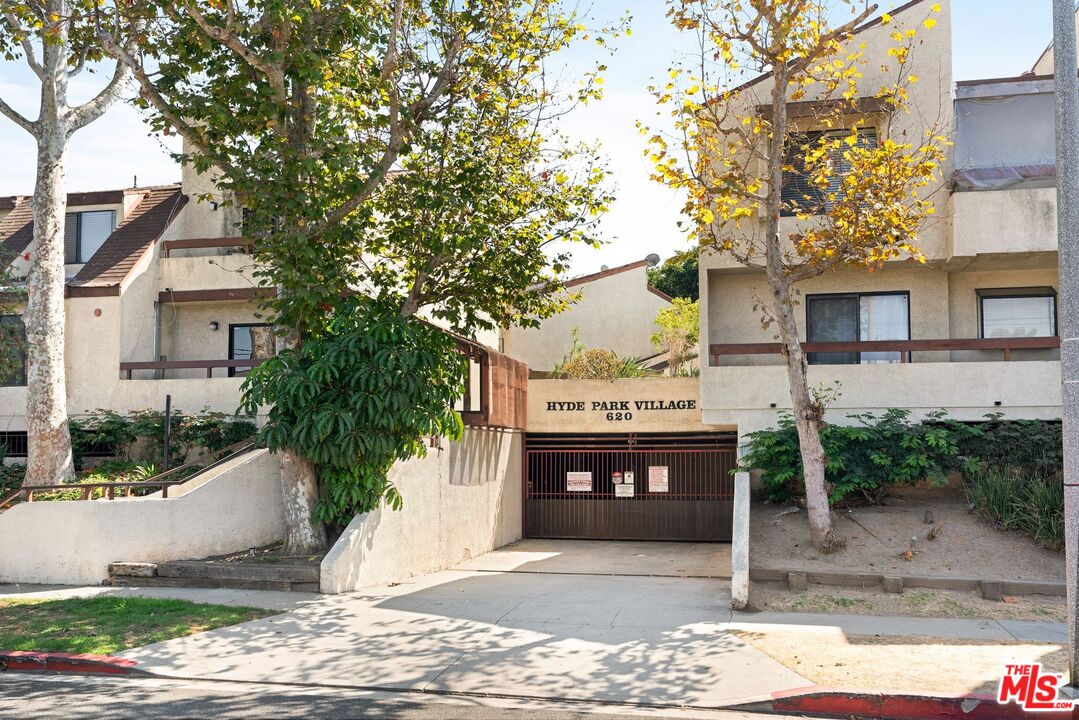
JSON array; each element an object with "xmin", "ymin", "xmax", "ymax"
[
  {"xmin": 768, "ymin": 687, "xmax": 1079, "ymax": 719},
  {"xmin": 0, "ymin": 651, "xmax": 144, "ymax": 676}
]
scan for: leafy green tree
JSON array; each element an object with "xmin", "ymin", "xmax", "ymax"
[
  {"xmin": 647, "ymin": 249, "xmax": 699, "ymax": 300},
  {"xmin": 651, "ymin": 298, "xmax": 699, "ymax": 377},
  {"xmin": 241, "ymin": 299, "xmax": 466, "ymax": 526},
  {"xmin": 104, "ymin": 1, "xmax": 620, "ymax": 549}
]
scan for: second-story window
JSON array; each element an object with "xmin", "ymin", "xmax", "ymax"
[
  {"xmin": 781, "ymin": 128, "xmax": 878, "ymax": 217},
  {"xmin": 806, "ymin": 292, "xmax": 909, "ymax": 365},
  {"xmin": 979, "ymin": 288, "xmax": 1057, "ymax": 338},
  {"xmin": 64, "ymin": 210, "xmax": 115, "ymax": 264}
]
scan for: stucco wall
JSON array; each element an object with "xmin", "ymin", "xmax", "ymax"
[
  {"xmin": 701, "ymin": 360, "xmax": 1062, "ymax": 439},
  {"xmin": 707, "ymin": 265, "xmax": 951, "ymax": 365},
  {"xmin": 321, "ymin": 427, "xmax": 522, "ymax": 593},
  {"xmin": 0, "ymin": 448, "xmax": 284, "ymax": 585},
  {"xmin": 528, "ymin": 377, "xmax": 706, "ymax": 433},
  {"xmin": 952, "ymin": 188, "xmax": 1057, "ymax": 258},
  {"xmin": 158, "ymin": 302, "xmax": 265, "ymax": 379},
  {"xmin": 502, "ymin": 264, "xmax": 671, "ymax": 371}
]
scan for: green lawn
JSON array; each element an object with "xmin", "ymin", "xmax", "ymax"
[{"xmin": 0, "ymin": 596, "xmax": 271, "ymax": 655}]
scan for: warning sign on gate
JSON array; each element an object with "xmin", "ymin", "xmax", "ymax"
[
  {"xmin": 615, "ymin": 483, "xmax": 635, "ymax": 498},
  {"xmin": 567, "ymin": 472, "xmax": 592, "ymax": 492},
  {"xmin": 648, "ymin": 466, "xmax": 669, "ymax": 493}
]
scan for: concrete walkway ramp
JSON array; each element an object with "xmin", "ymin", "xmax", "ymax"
[
  {"xmin": 122, "ymin": 548, "xmax": 800, "ymax": 708},
  {"xmin": 455, "ymin": 539, "xmax": 732, "ymax": 578}
]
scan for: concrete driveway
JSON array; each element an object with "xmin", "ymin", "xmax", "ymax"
[{"xmin": 121, "ymin": 541, "xmax": 804, "ymax": 709}]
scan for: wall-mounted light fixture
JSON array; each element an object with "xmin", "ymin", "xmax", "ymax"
[
  {"xmin": 209, "ymin": 321, "xmax": 219, "ymax": 331},
  {"xmin": 209, "ymin": 201, "xmax": 220, "ymax": 211}
]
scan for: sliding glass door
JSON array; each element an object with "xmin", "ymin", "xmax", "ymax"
[{"xmin": 806, "ymin": 292, "xmax": 909, "ymax": 365}]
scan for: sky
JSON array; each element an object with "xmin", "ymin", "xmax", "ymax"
[{"xmin": 0, "ymin": 1, "xmax": 1059, "ymax": 274}]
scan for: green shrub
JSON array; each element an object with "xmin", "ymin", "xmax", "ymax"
[
  {"xmin": 240, "ymin": 299, "xmax": 467, "ymax": 526},
  {"xmin": 69, "ymin": 409, "xmax": 257, "ymax": 469},
  {"xmin": 950, "ymin": 414, "xmax": 1062, "ymax": 480},
  {"xmin": 741, "ymin": 409, "xmax": 971, "ymax": 505},
  {"xmin": 967, "ymin": 469, "xmax": 1064, "ymax": 551}
]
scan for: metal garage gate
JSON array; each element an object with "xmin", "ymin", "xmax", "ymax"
[{"xmin": 524, "ymin": 432, "xmax": 737, "ymax": 542}]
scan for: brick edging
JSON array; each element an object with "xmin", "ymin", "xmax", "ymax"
[{"xmin": 0, "ymin": 651, "xmax": 147, "ymax": 676}]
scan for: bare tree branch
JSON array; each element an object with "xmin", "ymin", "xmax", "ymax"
[
  {"xmin": 68, "ymin": 59, "xmax": 130, "ymax": 131},
  {"xmin": 3, "ymin": 12, "xmax": 44, "ymax": 79},
  {"xmin": 0, "ymin": 93, "xmax": 36, "ymax": 135}
]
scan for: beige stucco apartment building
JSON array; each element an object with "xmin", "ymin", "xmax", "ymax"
[
  {"xmin": 500, "ymin": 259, "xmax": 674, "ymax": 372},
  {"xmin": 0, "ymin": 0, "xmax": 1065, "ymax": 450},
  {"xmin": 698, "ymin": 0, "xmax": 1063, "ymax": 444}
]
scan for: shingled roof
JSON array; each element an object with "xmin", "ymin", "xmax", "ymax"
[
  {"xmin": 70, "ymin": 185, "xmax": 186, "ymax": 292},
  {"xmin": 0, "ymin": 199, "xmax": 32, "ymax": 262}
]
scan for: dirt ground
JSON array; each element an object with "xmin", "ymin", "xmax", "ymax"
[
  {"xmin": 751, "ymin": 492, "xmax": 1064, "ymax": 581},
  {"xmin": 733, "ymin": 628, "xmax": 1065, "ymax": 696},
  {"xmin": 753, "ymin": 582, "xmax": 1067, "ymax": 622}
]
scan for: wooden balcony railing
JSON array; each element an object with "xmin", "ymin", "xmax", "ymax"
[
  {"xmin": 119, "ymin": 359, "xmax": 270, "ymax": 379},
  {"xmin": 709, "ymin": 337, "xmax": 1060, "ymax": 366},
  {"xmin": 161, "ymin": 237, "xmax": 253, "ymax": 258}
]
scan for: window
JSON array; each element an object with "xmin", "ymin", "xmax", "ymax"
[
  {"xmin": 229, "ymin": 323, "xmax": 273, "ymax": 377},
  {"xmin": 979, "ymin": 289, "xmax": 1057, "ymax": 338},
  {"xmin": 806, "ymin": 292, "xmax": 910, "ymax": 365},
  {"xmin": 64, "ymin": 210, "xmax": 115, "ymax": 264},
  {"xmin": 781, "ymin": 128, "xmax": 878, "ymax": 216},
  {"xmin": 0, "ymin": 315, "xmax": 26, "ymax": 386}
]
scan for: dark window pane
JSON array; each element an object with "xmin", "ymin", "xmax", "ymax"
[
  {"xmin": 229, "ymin": 324, "xmax": 271, "ymax": 377},
  {"xmin": 807, "ymin": 295, "xmax": 859, "ymax": 365},
  {"xmin": 781, "ymin": 128, "xmax": 878, "ymax": 217}
]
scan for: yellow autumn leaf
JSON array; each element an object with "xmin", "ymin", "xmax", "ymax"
[
  {"xmin": 881, "ymin": 13, "xmax": 892, "ymax": 25},
  {"xmin": 923, "ymin": 18, "xmax": 937, "ymax": 30},
  {"xmin": 931, "ymin": 3, "xmax": 942, "ymax": 11}
]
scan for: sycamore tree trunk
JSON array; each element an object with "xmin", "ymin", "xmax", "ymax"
[
  {"xmin": 275, "ymin": 323, "xmax": 327, "ymax": 555},
  {"xmin": 22, "ymin": 17, "xmax": 75, "ymax": 487},
  {"xmin": 763, "ymin": 66, "xmax": 840, "ymax": 552},
  {"xmin": 278, "ymin": 449, "xmax": 326, "ymax": 555}
]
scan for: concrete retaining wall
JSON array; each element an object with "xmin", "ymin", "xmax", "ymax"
[
  {"xmin": 0, "ymin": 449, "xmax": 284, "ymax": 585},
  {"xmin": 321, "ymin": 427, "xmax": 523, "ymax": 593}
]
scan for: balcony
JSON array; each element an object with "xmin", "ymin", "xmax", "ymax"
[
  {"xmin": 951, "ymin": 187, "xmax": 1057, "ymax": 260},
  {"xmin": 702, "ymin": 338, "xmax": 1062, "ymax": 432},
  {"xmin": 158, "ymin": 238, "xmax": 258, "ymax": 293}
]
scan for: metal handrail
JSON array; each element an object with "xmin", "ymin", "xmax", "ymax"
[{"xmin": 0, "ymin": 440, "xmax": 256, "ymax": 510}]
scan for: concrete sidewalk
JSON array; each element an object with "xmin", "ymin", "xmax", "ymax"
[
  {"xmin": 730, "ymin": 610, "xmax": 1069, "ymax": 644},
  {"xmin": 119, "ymin": 567, "xmax": 805, "ymax": 708}
]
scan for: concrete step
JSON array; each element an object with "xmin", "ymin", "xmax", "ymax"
[
  {"xmin": 108, "ymin": 574, "xmax": 319, "ymax": 593},
  {"xmin": 155, "ymin": 560, "xmax": 320, "ymax": 584},
  {"xmin": 107, "ymin": 558, "xmax": 322, "ymax": 593}
]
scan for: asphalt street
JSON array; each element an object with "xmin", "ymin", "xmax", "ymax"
[{"xmin": 0, "ymin": 674, "xmax": 805, "ymax": 719}]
